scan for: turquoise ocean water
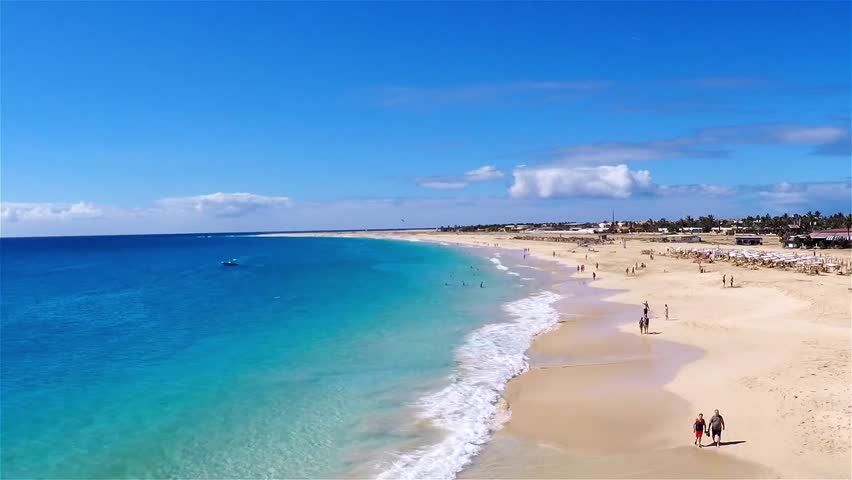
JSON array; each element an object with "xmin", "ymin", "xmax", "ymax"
[{"xmin": 1, "ymin": 235, "xmax": 561, "ymax": 479}]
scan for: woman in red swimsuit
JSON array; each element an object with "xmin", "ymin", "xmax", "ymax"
[{"xmin": 693, "ymin": 413, "xmax": 707, "ymax": 447}]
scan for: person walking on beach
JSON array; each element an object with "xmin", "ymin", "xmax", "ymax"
[
  {"xmin": 592, "ymin": 272, "xmax": 596, "ymax": 280},
  {"xmin": 730, "ymin": 275, "xmax": 734, "ymax": 288},
  {"xmin": 626, "ymin": 267, "xmax": 629, "ymax": 276},
  {"xmin": 642, "ymin": 301, "xmax": 649, "ymax": 318},
  {"xmin": 644, "ymin": 314, "xmax": 650, "ymax": 334},
  {"xmin": 722, "ymin": 274, "xmax": 726, "ymax": 287},
  {"xmin": 639, "ymin": 316, "xmax": 645, "ymax": 334},
  {"xmin": 596, "ymin": 262, "xmax": 599, "ymax": 269},
  {"xmin": 665, "ymin": 304, "xmax": 669, "ymax": 321},
  {"xmin": 709, "ymin": 409, "xmax": 725, "ymax": 447},
  {"xmin": 693, "ymin": 413, "xmax": 707, "ymax": 447}
]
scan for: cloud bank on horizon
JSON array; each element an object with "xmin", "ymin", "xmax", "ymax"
[
  {"xmin": 1, "ymin": 2, "xmax": 850, "ymax": 236},
  {"xmin": 3, "ymin": 178, "xmax": 850, "ymax": 237},
  {"xmin": 3, "ymin": 120, "xmax": 849, "ymax": 238}
]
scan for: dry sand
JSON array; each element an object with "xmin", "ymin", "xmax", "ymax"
[{"xmin": 265, "ymin": 230, "xmax": 852, "ymax": 478}]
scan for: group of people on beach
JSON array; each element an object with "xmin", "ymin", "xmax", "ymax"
[
  {"xmin": 639, "ymin": 301, "xmax": 671, "ymax": 334},
  {"xmin": 693, "ymin": 410, "xmax": 726, "ymax": 448},
  {"xmin": 639, "ymin": 301, "xmax": 651, "ymax": 333},
  {"xmin": 625, "ymin": 262, "xmax": 647, "ymax": 276},
  {"xmin": 576, "ymin": 263, "xmax": 598, "ymax": 280}
]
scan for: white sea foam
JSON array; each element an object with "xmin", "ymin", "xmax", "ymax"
[
  {"xmin": 506, "ymin": 271, "xmax": 520, "ymax": 276},
  {"xmin": 489, "ymin": 257, "xmax": 509, "ymax": 271},
  {"xmin": 515, "ymin": 265, "xmax": 542, "ymax": 270},
  {"xmin": 521, "ymin": 277, "xmax": 534, "ymax": 281},
  {"xmin": 376, "ymin": 290, "xmax": 563, "ymax": 480}
]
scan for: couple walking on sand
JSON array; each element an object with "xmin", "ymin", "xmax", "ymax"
[{"xmin": 693, "ymin": 410, "xmax": 726, "ymax": 448}]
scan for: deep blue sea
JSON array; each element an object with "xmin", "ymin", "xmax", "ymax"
[{"xmin": 1, "ymin": 235, "xmax": 561, "ymax": 479}]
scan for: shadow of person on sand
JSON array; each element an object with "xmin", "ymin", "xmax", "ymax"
[
  {"xmin": 716, "ymin": 440, "xmax": 747, "ymax": 447},
  {"xmin": 646, "ymin": 331, "xmax": 662, "ymax": 335}
]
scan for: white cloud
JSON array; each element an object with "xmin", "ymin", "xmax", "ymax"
[
  {"xmin": 156, "ymin": 192, "xmax": 292, "ymax": 218},
  {"xmin": 464, "ymin": 165, "xmax": 504, "ymax": 182},
  {"xmin": 419, "ymin": 181, "xmax": 468, "ymax": 190},
  {"xmin": 770, "ymin": 127, "xmax": 848, "ymax": 144},
  {"xmin": 656, "ymin": 183, "xmax": 735, "ymax": 196},
  {"xmin": 535, "ymin": 123, "xmax": 850, "ymax": 168},
  {"xmin": 555, "ymin": 144, "xmax": 683, "ymax": 165},
  {"xmin": 700, "ymin": 184, "xmax": 737, "ymax": 196},
  {"xmin": 697, "ymin": 124, "xmax": 850, "ymax": 148},
  {"xmin": 548, "ymin": 139, "xmax": 729, "ymax": 167},
  {"xmin": 757, "ymin": 181, "xmax": 851, "ymax": 206},
  {"xmin": 509, "ymin": 164, "xmax": 653, "ymax": 199},
  {"xmin": 1, "ymin": 201, "xmax": 104, "ymax": 223},
  {"xmin": 418, "ymin": 165, "xmax": 505, "ymax": 189}
]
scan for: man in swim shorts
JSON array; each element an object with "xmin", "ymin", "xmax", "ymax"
[{"xmin": 709, "ymin": 409, "xmax": 725, "ymax": 447}]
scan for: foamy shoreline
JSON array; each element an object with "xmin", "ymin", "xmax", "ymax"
[
  {"xmin": 373, "ymin": 240, "xmax": 573, "ymax": 479},
  {"xmin": 265, "ymin": 230, "xmax": 851, "ymax": 479}
]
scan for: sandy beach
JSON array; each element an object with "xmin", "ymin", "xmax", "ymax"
[{"xmin": 264, "ymin": 230, "xmax": 851, "ymax": 478}]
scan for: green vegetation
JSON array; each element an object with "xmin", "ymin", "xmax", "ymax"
[{"xmin": 440, "ymin": 211, "xmax": 851, "ymax": 234}]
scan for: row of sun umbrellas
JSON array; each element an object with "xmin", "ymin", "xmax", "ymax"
[{"xmin": 667, "ymin": 247, "xmax": 849, "ymax": 274}]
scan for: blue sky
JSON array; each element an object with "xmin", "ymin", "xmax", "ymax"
[{"xmin": 2, "ymin": 1, "xmax": 850, "ymax": 236}]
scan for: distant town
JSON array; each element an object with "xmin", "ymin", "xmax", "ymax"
[{"xmin": 438, "ymin": 211, "xmax": 852, "ymax": 249}]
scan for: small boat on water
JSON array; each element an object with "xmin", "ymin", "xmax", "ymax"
[{"xmin": 221, "ymin": 259, "xmax": 239, "ymax": 266}]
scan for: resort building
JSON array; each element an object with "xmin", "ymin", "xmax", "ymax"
[
  {"xmin": 736, "ymin": 236, "xmax": 763, "ymax": 246},
  {"xmin": 665, "ymin": 234, "xmax": 702, "ymax": 243},
  {"xmin": 809, "ymin": 229, "xmax": 852, "ymax": 247}
]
